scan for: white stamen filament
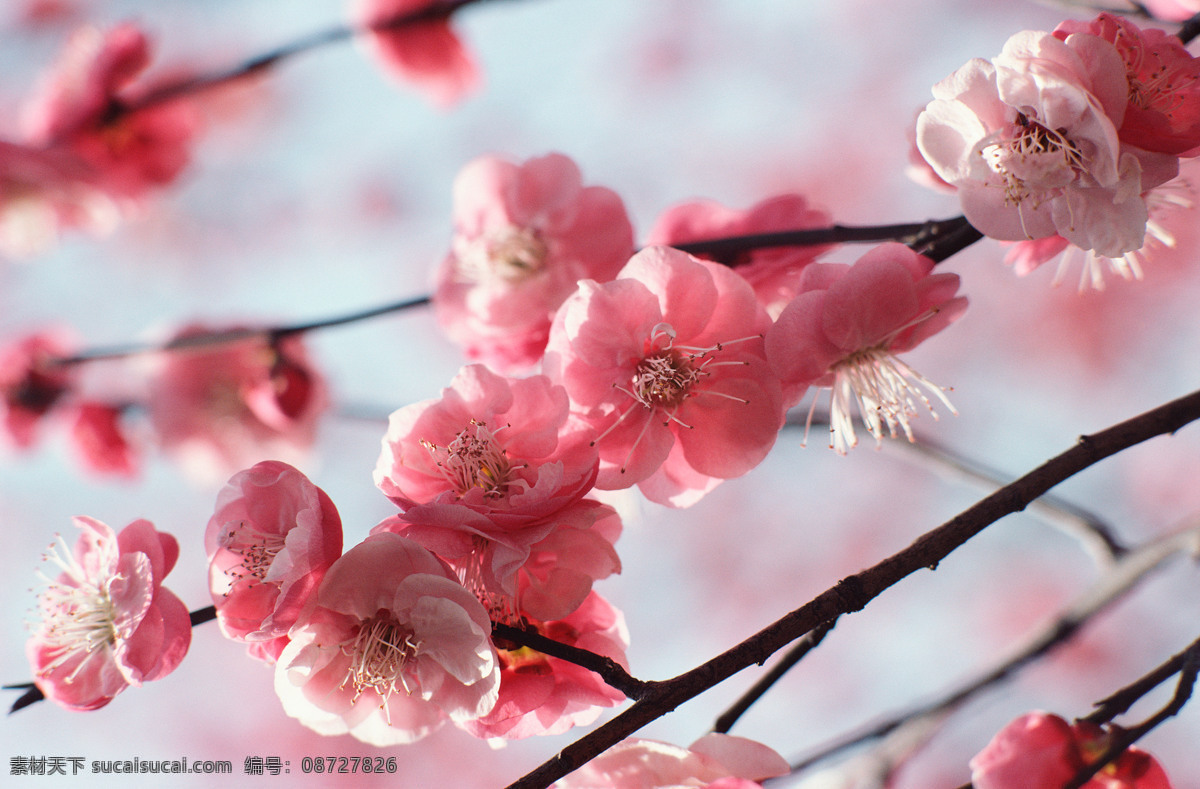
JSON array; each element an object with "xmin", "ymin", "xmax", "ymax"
[
  {"xmin": 453, "ymin": 225, "xmax": 548, "ymax": 283},
  {"xmin": 340, "ymin": 612, "xmax": 421, "ymax": 724},
  {"xmin": 422, "ymin": 420, "xmax": 526, "ymax": 498},
  {"xmin": 31, "ymin": 537, "xmax": 120, "ymax": 682},
  {"xmin": 219, "ymin": 521, "xmax": 287, "ymax": 588}
]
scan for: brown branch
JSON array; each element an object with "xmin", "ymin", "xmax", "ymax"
[
  {"xmin": 490, "ymin": 622, "xmax": 649, "ymax": 701},
  {"xmin": 503, "ymin": 386, "xmax": 1200, "ymax": 789}
]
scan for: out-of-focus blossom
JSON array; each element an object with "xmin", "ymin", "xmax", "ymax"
[
  {"xmin": 459, "ymin": 591, "xmax": 628, "ymax": 740},
  {"xmin": 765, "ymin": 243, "xmax": 966, "ymax": 453},
  {"xmin": 1143, "ymin": 0, "xmax": 1200, "ymax": 22},
  {"xmin": 26, "ymin": 516, "xmax": 191, "ymax": 711},
  {"xmin": 1055, "ymin": 14, "xmax": 1200, "ymax": 157},
  {"xmin": 22, "ymin": 24, "xmax": 199, "ymax": 203},
  {"xmin": 646, "ymin": 194, "xmax": 833, "ymax": 318},
  {"xmin": 553, "ymin": 733, "xmax": 790, "ymax": 788},
  {"xmin": 0, "ymin": 141, "xmax": 117, "ymax": 259},
  {"xmin": 144, "ymin": 326, "xmax": 327, "ymax": 482},
  {"xmin": 970, "ymin": 712, "xmax": 1174, "ymax": 789},
  {"xmin": 433, "ymin": 153, "xmax": 635, "ymax": 371},
  {"xmin": 544, "ymin": 246, "xmax": 783, "ymax": 508},
  {"xmin": 274, "ymin": 532, "xmax": 498, "ymax": 745},
  {"xmin": 355, "ymin": 0, "xmax": 481, "ymax": 107},
  {"xmin": 0, "ymin": 329, "xmax": 75, "ymax": 448},
  {"xmin": 917, "ymin": 28, "xmax": 1177, "ymax": 257},
  {"xmin": 206, "ymin": 461, "xmax": 343, "ymax": 651},
  {"xmin": 68, "ymin": 401, "xmax": 138, "ymax": 477}
]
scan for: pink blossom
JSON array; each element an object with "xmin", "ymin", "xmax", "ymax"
[
  {"xmin": 1055, "ymin": 14, "xmax": 1200, "ymax": 157},
  {"xmin": 206, "ymin": 461, "xmax": 343, "ymax": 647},
  {"xmin": 646, "ymin": 194, "xmax": 834, "ymax": 318},
  {"xmin": 1142, "ymin": 0, "xmax": 1200, "ymax": 22},
  {"xmin": 68, "ymin": 401, "xmax": 138, "ymax": 477},
  {"xmin": 274, "ymin": 532, "xmax": 498, "ymax": 745},
  {"xmin": 764, "ymin": 243, "xmax": 967, "ymax": 454},
  {"xmin": 917, "ymin": 28, "xmax": 1178, "ymax": 257},
  {"xmin": 145, "ymin": 326, "xmax": 327, "ymax": 481},
  {"xmin": 459, "ymin": 591, "xmax": 628, "ymax": 740},
  {"xmin": 970, "ymin": 712, "xmax": 1174, "ymax": 789},
  {"xmin": 22, "ymin": 24, "xmax": 199, "ymax": 202},
  {"xmin": 554, "ymin": 733, "xmax": 790, "ymax": 788},
  {"xmin": 0, "ymin": 330, "xmax": 74, "ymax": 449},
  {"xmin": 355, "ymin": 0, "xmax": 481, "ymax": 108},
  {"xmin": 26, "ymin": 516, "xmax": 191, "ymax": 711},
  {"xmin": 433, "ymin": 153, "xmax": 635, "ymax": 371},
  {"xmin": 0, "ymin": 141, "xmax": 117, "ymax": 259},
  {"xmin": 543, "ymin": 246, "xmax": 784, "ymax": 507}
]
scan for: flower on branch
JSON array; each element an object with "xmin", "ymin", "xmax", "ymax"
[
  {"xmin": 205, "ymin": 461, "xmax": 343, "ymax": 659},
  {"xmin": 544, "ymin": 245, "xmax": 784, "ymax": 507},
  {"xmin": 970, "ymin": 711, "xmax": 1174, "ymax": 789},
  {"xmin": 274, "ymin": 532, "xmax": 499, "ymax": 745},
  {"xmin": 552, "ymin": 733, "xmax": 791, "ymax": 788},
  {"xmin": 0, "ymin": 329, "xmax": 75, "ymax": 449},
  {"xmin": 433, "ymin": 152, "xmax": 635, "ymax": 372},
  {"xmin": 764, "ymin": 242, "xmax": 967, "ymax": 454},
  {"xmin": 26, "ymin": 516, "xmax": 191, "ymax": 711},
  {"xmin": 68, "ymin": 400, "xmax": 138, "ymax": 477}
]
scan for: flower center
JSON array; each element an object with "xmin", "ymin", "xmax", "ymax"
[
  {"xmin": 31, "ymin": 537, "xmax": 119, "ymax": 681},
  {"xmin": 422, "ymin": 419, "xmax": 523, "ymax": 498},
  {"xmin": 981, "ymin": 112, "xmax": 1085, "ymax": 211},
  {"xmin": 630, "ymin": 350, "xmax": 705, "ymax": 410},
  {"xmin": 218, "ymin": 521, "xmax": 287, "ymax": 588},
  {"xmin": 340, "ymin": 611, "xmax": 421, "ymax": 710},
  {"xmin": 454, "ymin": 225, "xmax": 549, "ymax": 283}
]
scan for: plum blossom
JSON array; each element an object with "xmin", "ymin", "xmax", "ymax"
[
  {"xmin": 355, "ymin": 0, "xmax": 481, "ymax": 107},
  {"xmin": 917, "ymin": 27, "xmax": 1178, "ymax": 257},
  {"xmin": 459, "ymin": 591, "xmax": 628, "ymax": 740},
  {"xmin": 21, "ymin": 24, "xmax": 199, "ymax": 203},
  {"xmin": 646, "ymin": 193, "xmax": 834, "ymax": 318},
  {"xmin": 543, "ymin": 246, "xmax": 784, "ymax": 507},
  {"xmin": 274, "ymin": 532, "xmax": 498, "ymax": 745},
  {"xmin": 764, "ymin": 243, "xmax": 967, "ymax": 454},
  {"xmin": 205, "ymin": 461, "xmax": 343, "ymax": 651},
  {"xmin": 970, "ymin": 712, "xmax": 1174, "ymax": 789},
  {"xmin": 0, "ymin": 329, "xmax": 75, "ymax": 449},
  {"xmin": 553, "ymin": 733, "xmax": 790, "ymax": 788},
  {"xmin": 433, "ymin": 153, "xmax": 635, "ymax": 371},
  {"xmin": 68, "ymin": 401, "xmax": 138, "ymax": 477},
  {"xmin": 1142, "ymin": 0, "xmax": 1200, "ymax": 22},
  {"xmin": 144, "ymin": 326, "xmax": 327, "ymax": 481},
  {"xmin": 26, "ymin": 516, "xmax": 191, "ymax": 711}
]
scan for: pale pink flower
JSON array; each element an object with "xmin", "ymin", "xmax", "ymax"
[
  {"xmin": 355, "ymin": 0, "xmax": 481, "ymax": 108},
  {"xmin": 68, "ymin": 401, "xmax": 138, "ymax": 477},
  {"xmin": 917, "ymin": 28, "xmax": 1178, "ymax": 257},
  {"xmin": 970, "ymin": 712, "xmax": 1174, "ymax": 789},
  {"xmin": 433, "ymin": 153, "xmax": 635, "ymax": 371},
  {"xmin": 543, "ymin": 246, "xmax": 784, "ymax": 507},
  {"xmin": 1143, "ymin": 0, "xmax": 1200, "ymax": 22},
  {"xmin": 554, "ymin": 733, "xmax": 790, "ymax": 788},
  {"xmin": 206, "ymin": 461, "xmax": 343, "ymax": 647},
  {"xmin": 459, "ymin": 591, "xmax": 628, "ymax": 740},
  {"xmin": 21, "ymin": 24, "xmax": 199, "ymax": 202},
  {"xmin": 0, "ymin": 329, "xmax": 74, "ymax": 449},
  {"xmin": 646, "ymin": 194, "xmax": 834, "ymax": 318},
  {"xmin": 26, "ymin": 516, "xmax": 191, "ymax": 711},
  {"xmin": 274, "ymin": 532, "xmax": 499, "ymax": 745},
  {"xmin": 764, "ymin": 243, "xmax": 967, "ymax": 454},
  {"xmin": 1055, "ymin": 14, "xmax": 1200, "ymax": 157},
  {"xmin": 0, "ymin": 141, "xmax": 117, "ymax": 259},
  {"xmin": 145, "ymin": 325, "xmax": 327, "ymax": 481}
]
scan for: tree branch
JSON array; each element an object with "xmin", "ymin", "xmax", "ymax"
[{"xmin": 490, "ymin": 622, "xmax": 650, "ymax": 700}]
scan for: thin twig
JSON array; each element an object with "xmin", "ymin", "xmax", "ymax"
[{"xmin": 490, "ymin": 622, "xmax": 650, "ymax": 700}]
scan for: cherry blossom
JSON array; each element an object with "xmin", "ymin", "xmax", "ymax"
[
  {"xmin": 274, "ymin": 532, "xmax": 498, "ymax": 745},
  {"xmin": 1055, "ymin": 14, "xmax": 1200, "ymax": 157},
  {"xmin": 459, "ymin": 591, "xmax": 628, "ymax": 740},
  {"xmin": 355, "ymin": 0, "xmax": 481, "ymax": 107},
  {"xmin": 144, "ymin": 326, "xmax": 327, "ymax": 481},
  {"xmin": 970, "ymin": 712, "xmax": 1174, "ymax": 789},
  {"xmin": 26, "ymin": 516, "xmax": 191, "ymax": 711},
  {"xmin": 543, "ymin": 245, "xmax": 783, "ymax": 507},
  {"xmin": 433, "ymin": 153, "xmax": 635, "ymax": 371},
  {"xmin": 21, "ymin": 24, "xmax": 199, "ymax": 203},
  {"xmin": 764, "ymin": 243, "xmax": 967, "ymax": 454},
  {"xmin": 553, "ymin": 733, "xmax": 790, "ymax": 788},
  {"xmin": 68, "ymin": 401, "xmax": 138, "ymax": 477},
  {"xmin": 646, "ymin": 193, "xmax": 834, "ymax": 318},
  {"xmin": 916, "ymin": 27, "xmax": 1178, "ymax": 256},
  {"xmin": 205, "ymin": 461, "xmax": 343, "ymax": 649},
  {"xmin": 0, "ymin": 329, "xmax": 75, "ymax": 449}
]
